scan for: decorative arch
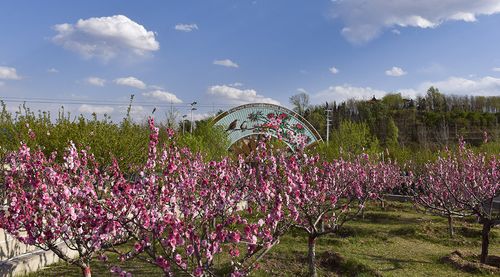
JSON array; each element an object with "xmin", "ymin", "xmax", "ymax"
[{"xmin": 212, "ymin": 103, "xmax": 322, "ymax": 150}]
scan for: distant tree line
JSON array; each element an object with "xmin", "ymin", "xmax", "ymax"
[{"xmin": 291, "ymin": 87, "xmax": 500, "ymax": 149}]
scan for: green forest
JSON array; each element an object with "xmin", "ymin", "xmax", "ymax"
[{"xmin": 291, "ymin": 87, "xmax": 499, "ymax": 163}]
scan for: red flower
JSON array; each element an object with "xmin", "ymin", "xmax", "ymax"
[
  {"xmin": 267, "ymin": 113, "xmax": 275, "ymax": 119},
  {"xmin": 295, "ymin": 123, "xmax": 303, "ymax": 130},
  {"xmin": 278, "ymin": 113, "xmax": 288, "ymax": 120}
]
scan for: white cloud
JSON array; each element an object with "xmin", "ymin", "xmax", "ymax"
[
  {"xmin": 208, "ymin": 84, "xmax": 280, "ymax": 105},
  {"xmin": 492, "ymin": 67, "xmax": 500, "ymax": 72},
  {"xmin": 314, "ymin": 84, "xmax": 388, "ymax": 103},
  {"xmin": 148, "ymin": 85, "xmax": 164, "ymax": 90},
  {"xmin": 385, "ymin": 66, "xmax": 407, "ymax": 77},
  {"xmin": 391, "ymin": 29, "xmax": 401, "ymax": 35},
  {"xmin": 332, "ymin": 0, "xmax": 500, "ymax": 43},
  {"xmin": 124, "ymin": 105, "xmax": 150, "ymax": 120},
  {"xmin": 78, "ymin": 104, "xmax": 114, "ymax": 114},
  {"xmin": 114, "ymin": 76, "xmax": 146, "ymax": 89},
  {"xmin": 192, "ymin": 112, "xmax": 214, "ymax": 121},
  {"xmin": 297, "ymin": 88, "xmax": 309, "ymax": 94},
  {"xmin": 418, "ymin": 76, "xmax": 500, "ymax": 96},
  {"xmin": 52, "ymin": 15, "xmax": 159, "ymax": 60},
  {"xmin": 142, "ymin": 90, "xmax": 183, "ymax": 103},
  {"xmin": 47, "ymin": 68, "xmax": 59, "ymax": 73},
  {"xmin": 0, "ymin": 66, "xmax": 21, "ymax": 80},
  {"xmin": 329, "ymin": 66, "xmax": 339, "ymax": 74},
  {"xmin": 174, "ymin": 23, "xmax": 198, "ymax": 32},
  {"xmin": 129, "ymin": 105, "xmax": 145, "ymax": 115},
  {"xmin": 213, "ymin": 59, "xmax": 239, "ymax": 68},
  {"xmin": 114, "ymin": 104, "xmax": 151, "ymax": 121},
  {"xmin": 86, "ymin": 77, "xmax": 106, "ymax": 86},
  {"xmin": 312, "ymin": 75, "xmax": 500, "ymax": 104}
]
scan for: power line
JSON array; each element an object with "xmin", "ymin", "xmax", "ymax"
[{"xmin": 0, "ymin": 96, "xmax": 237, "ymax": 109}]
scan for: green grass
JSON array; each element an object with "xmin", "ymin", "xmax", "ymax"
[{"xmin": 27, "ymin": 202, "xmax": 500, "ymax": 276}]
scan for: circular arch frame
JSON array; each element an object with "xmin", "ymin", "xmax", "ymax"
[{"xmin": 212, "ymin": 103, "xmax": 323, "ymax": 149}]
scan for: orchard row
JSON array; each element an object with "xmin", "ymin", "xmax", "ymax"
[{"xmin": 0, "ymin": 118, "xmax": 498, "ymax": 277}]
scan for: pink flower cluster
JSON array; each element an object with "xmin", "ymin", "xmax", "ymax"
[{"xmin": 1, "ymin": 141, "xmax": 127, "ymax": 276}]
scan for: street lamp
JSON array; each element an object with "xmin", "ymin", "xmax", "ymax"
[
  {"xmin": 190, "ymin": 102, "xmax": 197, "ymax": 134},
  {"xmin": 325, "ymin": 102, "xmax": 332, "ymax": 145},
  {"xmin": 182, "ymin": 114, "xmax": 187, "ymax": 135}
]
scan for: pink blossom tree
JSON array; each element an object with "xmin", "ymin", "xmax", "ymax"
[
  {"xmin": 0, "ymin": 142, "xmax": 127, "ymax": 277},
  {"xmin": 238, "ymin": 139, "xmax": 302, "ymax": 270},
  {"xmin": 349, "ymin": 154, "xmax": 403, "ymax": 217},
  {"xmin": 413, "ymin": 151, "xmax": 470, "ymax": 237},
  {"xmin": 414, "ymin": 140, "xmax": 499, "ymax": 263},
  {"xmin": 106, "ymin": 118, "xmax": 290, "ymax": 276},
  {"xmin": 277, "ymin": 151, "xmax": 402, "ymax": 277}
]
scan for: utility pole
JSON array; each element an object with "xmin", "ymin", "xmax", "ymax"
[
  {"xmin": 325, "ymin": 102, "xmax": 332, "ymax": 145},
  {"xmin": 168, "ymin": 100, "xmax": 174, "ymax": 128},
  {"xmin": 190, "ymin": 101, "xmax": 197, "ymax": 134}
]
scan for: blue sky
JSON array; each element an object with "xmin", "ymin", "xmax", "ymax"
[{"xmin": 1, "ymin": 0, "xmax": 500, "ymax": 121}]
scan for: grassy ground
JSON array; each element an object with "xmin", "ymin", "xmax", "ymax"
[{"xmin": 27, "ymin": 202, "xmax": 499, "ymax": 276}]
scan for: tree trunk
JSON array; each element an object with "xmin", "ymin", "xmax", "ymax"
[
  {"xmin": 308, "ymin": 235, "xmax": 317, "ymax": 277},
  {"xmin": 319, "ymin": 219, "xmax": 325, "ymax": 233},
  {"xmin": 82, "ymin": 266, "xmax": 91, "ymax": 277},
  {"xmin": 447, "ymin": 215, "xmax": 454, "ymax": 237},
  {"xmin": 480, "ymin": 221, "xmax": 491, "ymax": 264}
]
